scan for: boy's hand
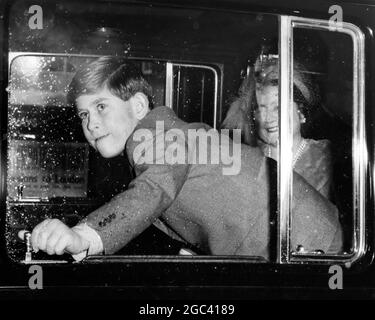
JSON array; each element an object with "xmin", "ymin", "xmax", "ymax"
[{"xmin": 26, "ymin": 219, "xmax": 90, "ymax": 255}]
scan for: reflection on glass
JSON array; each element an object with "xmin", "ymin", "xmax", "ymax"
[{"xmin": 6, "ymin": 55, "xmax": 166, "ymax": 260}]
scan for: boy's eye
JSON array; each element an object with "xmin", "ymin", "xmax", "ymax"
[
  {"xmin": 97, "ymin": 103, "xmax": 106, "ymax": 111},
  {"xmin": 78, "ymin": 112, "xmax": 88, "ymax": 120}
]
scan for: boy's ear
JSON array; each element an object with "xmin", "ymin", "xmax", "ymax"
[{"xmin": 131, "ymin": 92, "xmax": 150, "ymax": 120}]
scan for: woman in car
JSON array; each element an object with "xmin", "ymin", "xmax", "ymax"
[{"xmin": 222, "ymin": 54, "xmax": 333, "ymax": 199}]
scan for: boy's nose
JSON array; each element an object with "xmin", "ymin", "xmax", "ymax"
[{"xmin": 87, "ymin": 114, "xmax": 100, "ymax": 133}]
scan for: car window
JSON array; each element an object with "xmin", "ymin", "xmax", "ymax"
[
  {"xmin": 7, "ymin": 0, "xmax": 281, "ymax": 263},
  {"xmin": 284, "ymin": 18, "xmax": 366, "ymax": 264},
  {"xmin": 6, "ymin": 0, "xmax": 365, "ymax": 266}
]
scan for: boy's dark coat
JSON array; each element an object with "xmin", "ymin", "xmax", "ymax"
[{"xmin": 82, "ymin": 106, "xmax": 342, "ymax": 259}]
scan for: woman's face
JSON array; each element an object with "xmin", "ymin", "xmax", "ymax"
[{"xmin": 255, "ymin": 84, "xmax": 303, "ymax": 147}]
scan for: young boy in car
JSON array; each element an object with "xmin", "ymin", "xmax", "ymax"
[{"xmin": 25, "ymin": 56, "xmax": 342, "ymax": 261}]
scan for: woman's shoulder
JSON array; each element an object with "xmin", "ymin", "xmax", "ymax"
[
  {"xmin": 305, "ymin": 138, "xmax": 331, "ymax": 157},
  {"xmin": 295, "ymin": 138, "xmax": 333, "ymax": 197},
  {"xmin": 299, "ymin": 138, "xmax": 332, "ymax": 177}
]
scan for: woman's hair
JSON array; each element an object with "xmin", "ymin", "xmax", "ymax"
[
  {"xmin": 220, "ymin": 70, "xmax": 257, "ymax": 146},
  {"xmin": 221, "ymin": 55, "xmax": 319, "ymax": 144},
  {"xmin": 254, "ymin": 55, "xmax": 318, "ymax": 121},
  {"xmin": 67, "ymin": 56, "xmax": 153, "ymax": 108}
]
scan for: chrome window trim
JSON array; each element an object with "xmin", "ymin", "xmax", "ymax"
[
  {"xmin": 278, "ymin": 16, "xmax": 366, "ymax": 265},
  {"xmin": 165, "ymin": 62, "xmax": 174, "ymax": 108},
  {"xmin": 278, "ymin": 16, "xmax": 294, "ymax": 264},
  {"xmin": 8, "ymin": 52, "xmax": 170, "ymax": 70},
  {"xmin": 166, "ymin": 63, "xmax": 219, "ymax": 129}
]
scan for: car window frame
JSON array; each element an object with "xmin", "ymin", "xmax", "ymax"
[
  {"xmin": 165, "ymin": 62, "xmax": 220, "ymax": 129},
  {"xmin": 5, "ymin": 13, "xmax": 368, "ymax": 268},
  {"xmin": 277, "ymin": 15, "xmax": 367, "ymax": 265}
]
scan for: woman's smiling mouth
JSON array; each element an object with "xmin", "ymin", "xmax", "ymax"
[{"xmin": 266, "ymin": 126, "xmax": 278, "ymax": 133}]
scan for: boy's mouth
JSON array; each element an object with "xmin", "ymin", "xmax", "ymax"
[{"xmin": 95, "ymin": 134, "xmax": 110, "ymax": 142}]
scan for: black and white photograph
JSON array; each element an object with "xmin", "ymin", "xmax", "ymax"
[{"xmin": 0, "ymin": 0, "xmax": 374, "ymax": 308}]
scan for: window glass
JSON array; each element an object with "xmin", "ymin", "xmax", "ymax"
[
  {"xmin": 7, "ymin": 55, "xmax": 168, "ymax": 261},
  {"xmin": 290, "ymin": 27, "xmax": 354, "ymax": 257},
  {"xmin": 8, "ymin": 2, "xmax": 362, "ymax": 265},
  {"xmin": 7, "ymin": 0, "xmax": 288, "ymax": 263}
]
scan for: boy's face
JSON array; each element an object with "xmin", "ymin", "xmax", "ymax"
[{"xmin": 76, "ymin": 88, "xmax": 139, "ymax": 158}]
